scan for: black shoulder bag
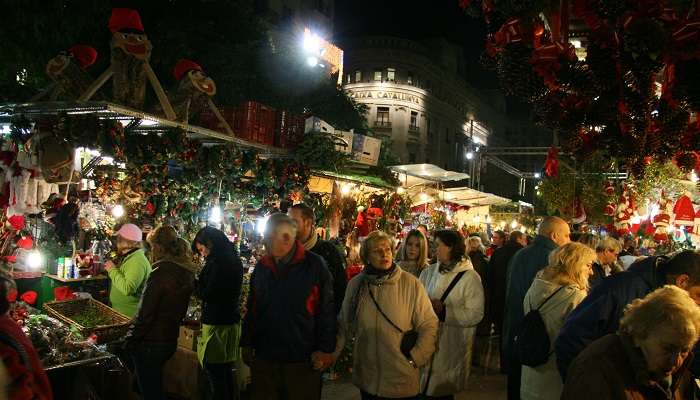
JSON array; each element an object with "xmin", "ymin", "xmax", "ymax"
[{"xmin": 367, "ymin": 283, "xmax": 420, "ymax": 361}]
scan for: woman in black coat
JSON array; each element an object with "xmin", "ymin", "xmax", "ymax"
[{"xmin": 192, "ymin": 227, "xmax": 244, "ymax": 400}]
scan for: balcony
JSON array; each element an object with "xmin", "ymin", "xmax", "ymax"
[
  {"xmin": 408, "ymin": 125, "xmax": 420, "ymax": 136},
  {"xmin": 374, "ymin": 121, "xmax": 392, "ymax": 130}
]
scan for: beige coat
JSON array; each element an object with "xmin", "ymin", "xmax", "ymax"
[
  {"xmin": 335, "ymin": 265, "xmax": 439, "ymax": 398},
  {"xmin": 419, "ymin": 258, "xmax": 484, "ymax": 396},
  {"xmin": 520, "ymin": 276, "xmax": 587, "ymax": 400}
]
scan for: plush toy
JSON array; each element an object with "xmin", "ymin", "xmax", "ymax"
[
  {"xmin": 653, "ymin": 194, "xmax": 673, "ymax": 243},
  {"xmin": 38, "ymin": 45, "xmax": 98, "ymax": 100},
  {"xmin": 614, "ymin": 186, "xmax": 635, "ymax": 236},
  {"xmin": 109, "ymin": 8, "xmax": 152, "ymax": 109},
  {"xmin": 355, "ymin": 206, "xmax": 369, "ymax": 238}
]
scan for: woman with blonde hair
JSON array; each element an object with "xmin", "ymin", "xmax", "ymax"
[
  {"xmin": 397, "ymin": 229, "xmax": 430, "ymax": 277},
  {"xmin": 562, "ymin": 285, "xmax": 700, "ymax": 399},
  {"xmin": 126, "ymin": 225, "xmax": 196, "ymax": 399},
  {"xmin": 520, "ymin": 242, "xmax": 596, "ymax": 400}
]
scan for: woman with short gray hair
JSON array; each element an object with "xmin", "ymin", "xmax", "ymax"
[
  {"xmin": 562, "ymin": 285, "xmax": 700, "ymax": 399},
  {"xmin": 335, "ymin": 230, "xmax": 438, "ymax": 399}
]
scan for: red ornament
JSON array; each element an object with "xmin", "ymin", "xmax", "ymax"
[{"xmin": 544, "ymin": 147, "xmax": 560, "ymax": 177}]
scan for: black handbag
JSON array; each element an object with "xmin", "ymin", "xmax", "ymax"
[{"xmin": 367, "ymin": 284, "xmax": 418, "ymax": 360}]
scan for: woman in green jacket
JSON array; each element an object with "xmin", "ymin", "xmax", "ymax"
[{"xmin": 105, "ymin": 223, "xmax": 151, "ymax": 317}]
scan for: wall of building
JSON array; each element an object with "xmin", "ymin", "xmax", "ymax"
[{"xmin": 341, "ymin": 36, "xmax": 508, "ymax": 172}]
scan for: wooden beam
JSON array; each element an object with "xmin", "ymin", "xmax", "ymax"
[
  {"xmin": 144, "ymin": 63, "xmax": 176, "ymax": 120},
  {"xmin": 79, "ymin": 67, "xmax": 113, "ymax": 101},
  {"xmin": 207, "ymin": 98, "xmax": 235, "ymax": 137}
]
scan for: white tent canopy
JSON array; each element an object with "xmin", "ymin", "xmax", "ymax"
[
  {"xmin": 391, "ymin": 164, "xmax": 469, "ymax": 187},
  {"xmin": 391, "ymin": 164, "xmax": 510, "ymax": 208}
]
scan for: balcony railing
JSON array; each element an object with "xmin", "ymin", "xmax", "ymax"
[
  {"xmin": 408, "ymin": 125, "xmax": 420, "ymax": 134},
  {"xmin": 374, "ymin": 121, "xmax": 392, "ymax": 129}
]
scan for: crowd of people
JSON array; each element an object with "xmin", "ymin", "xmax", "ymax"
[{"xmin": 1, "ymin": 205, "xmax": 700, "ymax": 400}]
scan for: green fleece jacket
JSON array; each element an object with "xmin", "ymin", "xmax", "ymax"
[{"xmin": 108, "ymin": 249, "xmax": 151, "ymax": 317}]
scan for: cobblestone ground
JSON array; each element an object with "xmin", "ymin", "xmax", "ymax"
[{"xmin": 321, "ymin": 371, "xmax": 507, "ymax": 400}]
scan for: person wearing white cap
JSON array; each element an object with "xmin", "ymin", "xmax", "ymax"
[{"xmin": 105, "ymin": 223, "xmax": 151, "ymax": 317}]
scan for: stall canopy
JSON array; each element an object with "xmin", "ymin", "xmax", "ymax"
[
  {"xmin": 390, "ymin": 164, "xmax": 509, "ymax": 208},
  {"xmin": 391, "ymin": 164, "xmax": 469, "ymax": 187}
]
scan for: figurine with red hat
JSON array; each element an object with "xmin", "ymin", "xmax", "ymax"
[
  {"xmin": 109, "ymin": 8, "xmax": 152, "ymax": 109},
  {"xmin": 163, "ymin": 59, "xmax": 217, "ymax": 122},
  {"xmin": 652, "ymin": 193, "xmax": 674, "ymax": 243},
  {"xmin": 38, "ymin": 44, "xmax": 98, "ymax": 100}
]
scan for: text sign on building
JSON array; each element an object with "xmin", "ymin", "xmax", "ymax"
[{"xmin": 348, "ymin": 90, "xmax": 423, "ymax": 106}]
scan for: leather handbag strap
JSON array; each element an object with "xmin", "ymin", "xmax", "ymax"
[
  {"xmin": 367, "ymin": 283, "xmax": 404, "ymax": 334},
  {"xmin": 439, "ymin": 270, "xmax": 467, "ymax": 303}
]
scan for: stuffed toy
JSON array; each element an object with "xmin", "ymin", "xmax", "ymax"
[{"xmin": 37, "ymin": 44, "xmax": 98, "ymax": 101}]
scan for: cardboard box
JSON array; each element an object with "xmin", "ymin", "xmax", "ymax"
[{"xmin": 177, "ymin": 326, "xmax": 200, "ymax": 352}]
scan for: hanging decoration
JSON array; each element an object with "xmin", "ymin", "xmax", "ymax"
[{"xmin": 461, "ymin": 0, "xmax": 700, "ymax": 171}]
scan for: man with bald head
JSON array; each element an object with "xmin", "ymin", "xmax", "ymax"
[{"xmin": 502, "ymin": 216, "xmax": 570, "ymax": 399}]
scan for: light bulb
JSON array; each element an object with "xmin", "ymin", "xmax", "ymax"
[
  {"xmin": 397, "ymin": 187, "xmax": 406, "ymax": 195},
  {"xmin": 27, "ymin": 250, "xmax": 43, "ymax": 270},
  {"xmin": 256, "ymin": 215, "xmax": 270, "ymax": 235},
  {"xmin": 420, "ymin": 193, "xmax": 429, "ymax": 202},
  {"xmin": 341, "ymin": 184, "xmax": 352, "ymax": 196},
  {"xmin": 209, "ymin": 207, "xmax": 222, "ymax": 224},
  {"xmin": 486, "ymin": 216, "xmax": 492, "ymax": 224},
  {"xmin": 511, "ymin": 220, "xmax": 518, "ymax": 229},
  {"xmin": 520, "ymin": 226, "xmax": 526, "ymax": 233},
  {"xmin": 500, "ymin": 221, "xmax": 506, "ymax": 229},
  {"xmin": 473, "ymin": 215, "xmax": 481, "ymax": 224},
  {"xmin": 111, "ymin": 205, "xmax": 125, "ymax": 218}
]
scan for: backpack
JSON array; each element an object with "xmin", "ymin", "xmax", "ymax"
[{"xmin": 513, "ymin": 286, "xmax": 565, "ymax": 367}]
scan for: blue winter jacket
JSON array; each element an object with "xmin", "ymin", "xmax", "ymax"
[
  {"xmin": 241, "ymin": 242, "xmax": 337, "ymax": 363},
  {"xmin": 554, "ymin": 256, "xmax": 668, "ymax": 379},
  {"xmin": 502, "ymin": 235, "xmax": 558, "ymax": 366}
]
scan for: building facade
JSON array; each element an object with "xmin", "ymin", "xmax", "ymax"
[{"xmin": 342, "ymin": 36, "xmax": 509, "ymax": 172}]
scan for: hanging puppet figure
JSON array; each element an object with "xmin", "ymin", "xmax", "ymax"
[
  {"xmin": 168, "ymin": 59, "xmax": 216, "ymax": 120},
  {"xmin": 108, "ymin": 8, "xmax": 152, "ymax": 109},
  {"xmin": 37, "ymin": 45, "xmax": 98, "ymax": 101}
]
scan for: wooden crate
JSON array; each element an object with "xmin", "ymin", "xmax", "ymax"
[
  {"xmin": 234, "ymin": 101, "xmax": 276, "ymax": 145},
  {"xmin": 43, "ymin": 298, "xmax": 131, "ymax": 344}
]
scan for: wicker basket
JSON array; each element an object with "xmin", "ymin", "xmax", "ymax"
[{"xmin": 43, "ymin": 298, "xmax": 131, "ymax": 344}]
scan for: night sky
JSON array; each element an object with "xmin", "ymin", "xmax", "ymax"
[{"xmin": 333, "ymin": 0, "xmax": 493, "ymax": 85}]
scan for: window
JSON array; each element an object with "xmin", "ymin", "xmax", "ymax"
[
  {"xmin": 355, "ymin": 70, "xmax": 362, "ymax": 82},
  {"xmin": 387, "ymin": 67, "xmax": 396, "ymax": 81},
  {"xmin": 373, "ymin": 70, "xmax": 382, "ymax": 82},
  {"xmin": 407, "ymin": 72, "xmax": 413, "ymax": 85},
  {"xmin": 376, "ymin": 107, "xmax": 390, "ymax": 127},
  {"xmin": 346, "ymin": 74, "xmax": 351, "ymax": 84},
  {"xmin": 410, "ymin": 111, "xmax": 418, "ymax": 130}
]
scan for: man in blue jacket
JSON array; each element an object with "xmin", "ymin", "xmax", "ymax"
[
  {"xmin": 555, "ymin": 250, "xmax": 700, "ymax": 379},
  {"xmin": 241, "ymin": 213, "xmax": 336, "ymax": 400},
  {"xmin": 503, "ymin": 216, "xmax": 571, "ymax": 399}
]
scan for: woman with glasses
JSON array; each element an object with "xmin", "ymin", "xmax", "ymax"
[{"xmin": 520, "ymin": 242, "xmax": 596, "ymax": 400}]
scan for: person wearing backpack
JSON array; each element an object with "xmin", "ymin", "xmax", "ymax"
[
  {"xmin": 519, "ymin": 242, "xmax": 596, "ymax": 400},
  {"xmin": 419, "ymin": 230, "xmax": 485, "ymax": 399}
]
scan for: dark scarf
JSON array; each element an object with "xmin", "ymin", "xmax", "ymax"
[
  {"xmin": 439, "ymin": 260, "xmax": 458, "ymax": 273},
  {"xmin": 364, "ymin": 263, "xmax": 397, "ymax": 278},
  {"xmin": 347, "ymin": 263, "xmax": 397, "ymax": 334}
]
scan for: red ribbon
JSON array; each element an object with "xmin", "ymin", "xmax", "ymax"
[
  {"xmin": 494, "ymin": 18, "xmax": 524, "ymax": 47},
  {"xmin": 530, "ymin": 42, "xmax": 577, "ymax": 90},
  {"xmin": 544, "ymin": 147, "xmax": 560, "ymax": 178}
]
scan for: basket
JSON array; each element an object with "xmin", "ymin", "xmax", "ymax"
[{"xmin": 43, "ymin": 298, "xmax": 131, "ymax": 344}]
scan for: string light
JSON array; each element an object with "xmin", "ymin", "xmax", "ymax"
[
  {"xmin": 511, "ymin": 219, "xmax": 518, "ymax": 229},
  {"xmin": 111, "ymin": 205, "xmax": 125, "ymax": 218},
  {"xmin": 27, "ymin": 250, "xmax": 44, "ymax": 270},
  {"xmin": 208, "ymin": 206, "xmax": 222, "ymax": 224}
]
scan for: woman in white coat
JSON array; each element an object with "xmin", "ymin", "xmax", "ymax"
[
  {"xmin": 520, "ymin": 242, "xmax": 596, "ymax": 400},
  {"xmin": 419, "ymin": 230, "xmax": 485, "ymax": 400}
]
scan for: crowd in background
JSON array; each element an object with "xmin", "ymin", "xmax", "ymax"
[{"xmin": 2, "ymin": 204, "xmax": 700, "ymax": 400}]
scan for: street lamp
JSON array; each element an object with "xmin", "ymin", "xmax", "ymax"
[{"xmin": 466, "ymin": 151, "xmax": 474, "ymax": 160}]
